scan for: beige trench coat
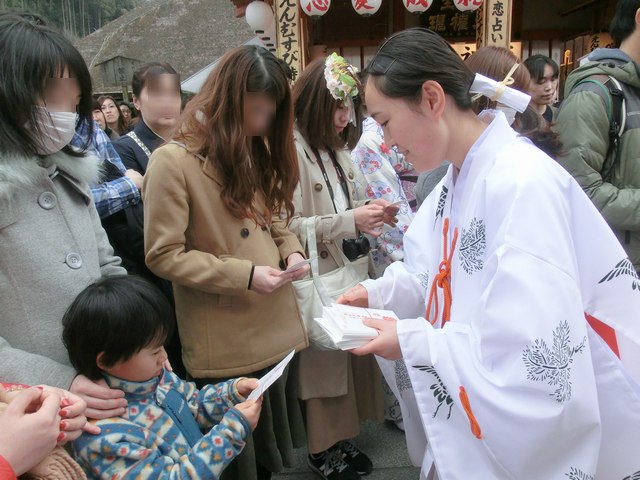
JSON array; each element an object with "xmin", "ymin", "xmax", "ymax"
[{"xmin": 290, "ymin": 130, "xmax": 382, "ymax": 451}]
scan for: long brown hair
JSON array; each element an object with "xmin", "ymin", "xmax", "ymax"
[
  {"xmin": 465, "ymin": 46, "xmax": 563, "ymax": 159},
  {"xmin": 97, "ymin": 95, "xmax": 127, "ymax": 134},
  {"xmin": 174, "ymin": 45, "xmax": 298, "ymax": 223},
  {"xmin": 293, "ymin": 57, "xmax": 362, "ymax": 152}
]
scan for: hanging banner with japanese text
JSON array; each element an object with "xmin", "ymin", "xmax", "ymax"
[
  {"xmin": 477, "ymin": 0, "xmax": 512, "ymax": 49},
  {"xmin": 422, "ymin": 0, "xmax": 476, "ymax": 39},
  {"xmin": 274, "ymin": 0, "xmax": 304, "ymax": 81}
]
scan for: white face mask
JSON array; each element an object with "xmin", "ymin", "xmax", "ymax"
[{"xmin": 32, "ymin": 106, "xmax": 78, "ymax": 155}]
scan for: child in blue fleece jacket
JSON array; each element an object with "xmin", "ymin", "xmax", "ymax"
[{"xmin": 62, "ymin": 275, "xmax": 263, "ymax": 479}]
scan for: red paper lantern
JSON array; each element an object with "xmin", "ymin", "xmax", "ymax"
[
  {"xmin": 403, "ymin": 0, "xmax": 433, "ymax": 13},
  {"xmin": 352, "ymin": 0, "xmax": 382, "ymax": 16},
  {"xmin": 454, "ymin": 0, "xmax": 483, "ymax": 12},
  {"xmin": 301, "ymin": 0, "xmax": 331, "ymax": 17}
]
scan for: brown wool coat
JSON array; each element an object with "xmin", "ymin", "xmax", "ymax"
[{"xmin": 143, "ymin": 142, "xmax": 308, "ymax": 378}]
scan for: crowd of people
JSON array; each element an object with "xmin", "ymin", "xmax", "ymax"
[{"xmin": 0, "ymin": 1, "xmax": 639, "ymax": 479}]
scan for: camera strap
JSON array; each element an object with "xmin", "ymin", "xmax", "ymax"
[{"xmin": 305, "ymin": 147, "xmax": 351, "ymax": 213}]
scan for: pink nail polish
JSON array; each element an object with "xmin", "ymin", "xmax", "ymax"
[
  {"xmin": 59, "ymin": 421, "xmax": 66, "ymax": 430},
  {"xmin": 59, "ymin": 409, "xmax": 68, "ymax": 417},
  {"xmin": 57, "ymin": 432, "xmax": 65, "ymax": 442}
]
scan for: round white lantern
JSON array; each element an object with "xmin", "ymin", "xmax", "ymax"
[
  {"xmin": 454, "ymin": 0, "xmax": 483, "ymax": 12},
  {"xmin": 351, "ymin": 0, "xmax": 382, "ymax": 16},
  {"xmin": 301, "ymin": 0, "xmax": 331, "ymax": 17},
  {"xmin": 403, "ymin": 0, "xmax": 433, "ymax": 14},
  {"xmin": 245, "ymin": 1, "xmax": 277, "ymax": 53}
]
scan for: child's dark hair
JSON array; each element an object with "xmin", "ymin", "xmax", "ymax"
[
  {"xmin": 367, "ymin": 28, "xmax": 474, "ymax": 110},
  {"xmin": 609, "ymin": 0, "xmax": 640, "ymax": 46},
  {"xmin": 0, "ymin": 12, "xmax": 94, "ymax": 157},
  {"xmin": 523, "ymin": 55, "xmax": 559, "ymax": 83},
  {"xmin": 62, "ymin": 275, "xmax": 175, "ymax": 380}
]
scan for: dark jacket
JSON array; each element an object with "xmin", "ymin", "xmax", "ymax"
[{"xmin": 113, "ymin": 120, "xmax": 164, "ymax": 174}]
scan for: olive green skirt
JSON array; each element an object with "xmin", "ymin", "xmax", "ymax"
[{"xmin": 195, "ymin": 355, "xmax": 306, "ymax": 479}]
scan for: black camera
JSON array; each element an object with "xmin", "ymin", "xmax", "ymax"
[{"xmin": 342, "ymin": 235, "xmax": 371, "ymax": 261}]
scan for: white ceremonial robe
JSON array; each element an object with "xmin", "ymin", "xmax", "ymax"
[{"xmin": 362, "ymin": 113, "xmax": 640, "ymax": 480}]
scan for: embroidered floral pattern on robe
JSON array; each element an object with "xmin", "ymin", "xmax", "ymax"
[{"xmin": 523, "ymin": 320, "xmax": 587, "ymax": 403}]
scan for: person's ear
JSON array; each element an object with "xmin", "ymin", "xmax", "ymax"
[
  {"xmin": 635, "ymin": 7, "xmax": 640, "ymax": 28},
  {"xmin": 420, "ymin": 80, "xmax": 446, "ymax": 120},
  {"xmin": 96, "ymin": 352, "xmax": 109, "ymax": 371},
  {"xmin": 132, "ymin": 95, "xmax": 141, "ymax": 112}
]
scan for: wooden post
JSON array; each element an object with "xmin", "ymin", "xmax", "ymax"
[
  {"xmin": 273, "ymin": 0, "xmax": 304, "ymax": 82},
  {"xmin": 476, "ymin": 0, "xmax": 512, "ymax": 49}
]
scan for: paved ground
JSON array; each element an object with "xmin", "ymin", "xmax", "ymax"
[{"xmin": 273, "ymin": 421, "xmax": 421, "ymax": 480}]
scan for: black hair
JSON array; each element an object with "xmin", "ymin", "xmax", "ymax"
[
  {"xmin": 62, "ymin": 275, "xmax": 175, "ymax": 380},
  {"xmin": 610, "ymin": 0, "xmax": 640, "ymax": 46},
  {"xmin": 523, "ymin": 55, "xmax": 559, "ymax": 83},
  {"xmin": 367, "ymin": 28, "xmax": 474, "ymax": 110},
  {"xmin": 131, "ymin": 61, "xmax": 180, "ymax": 98},
  {"xmin": 0, "ymin": 12, "xmax": 93, "ymax": 157}
]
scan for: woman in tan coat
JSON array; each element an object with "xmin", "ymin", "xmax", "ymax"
[
  {"xmin": 290, "ymin": 55, "xmax": 396, "ymax": 480},
  {"xmin": 143, "ymin": 46, "xmax": 309, "ymax": 480}
]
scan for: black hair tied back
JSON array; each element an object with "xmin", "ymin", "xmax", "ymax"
[{"xmin": 367, "ymin": 27, "xmax": 475, "ymax": 110}]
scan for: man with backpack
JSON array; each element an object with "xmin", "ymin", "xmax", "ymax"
[{"xmin": 556, "ymin": 0, "xmax": 640, "ymax": 272}]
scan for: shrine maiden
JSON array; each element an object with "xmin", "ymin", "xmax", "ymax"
[{"xmin": 339, "ymin": 28, "xmax": 640, "ymax": 480}]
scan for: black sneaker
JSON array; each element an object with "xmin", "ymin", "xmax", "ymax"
[
  {"xmin": 336, "ymin": 441, "xmax": 373, "ymax": 476},
  {"xmin": 308, "ymin": 448, "xmax": 361, "ymax": 480}
]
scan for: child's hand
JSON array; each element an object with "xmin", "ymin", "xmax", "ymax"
[
  {"xmin": 235, "ymin": 378, "xmax": 259, "ymax": 398},
  {"xmin": 235, "ymin": 398, "xmax": 263, "ymax": 431}
]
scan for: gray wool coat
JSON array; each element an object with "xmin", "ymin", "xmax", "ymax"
[{"xmin": 0, "ymin": 149, "xmax": 125, "ymax": 388}]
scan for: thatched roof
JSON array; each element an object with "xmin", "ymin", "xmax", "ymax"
[{"xmin": 75, "ymin": 0, "xmax": 253, "ymax": 92}]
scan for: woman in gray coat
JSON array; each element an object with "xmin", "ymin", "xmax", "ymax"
[{"xmin": 0, "ymin": 13, "xmax": 127, "ymax": 420}]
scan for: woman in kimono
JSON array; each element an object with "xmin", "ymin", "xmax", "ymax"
[
  {"xmin": 350, "ymin": 115, "xmax": 415, "ymax": 278},
  {"xmin": 339, "ymin": 28, "xmax": 640, "ymax": 479}
]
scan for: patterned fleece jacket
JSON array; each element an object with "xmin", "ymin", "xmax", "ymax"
[{"xmin": 73, "ymin": 370, "xmax": 250, "ymax": 479}]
